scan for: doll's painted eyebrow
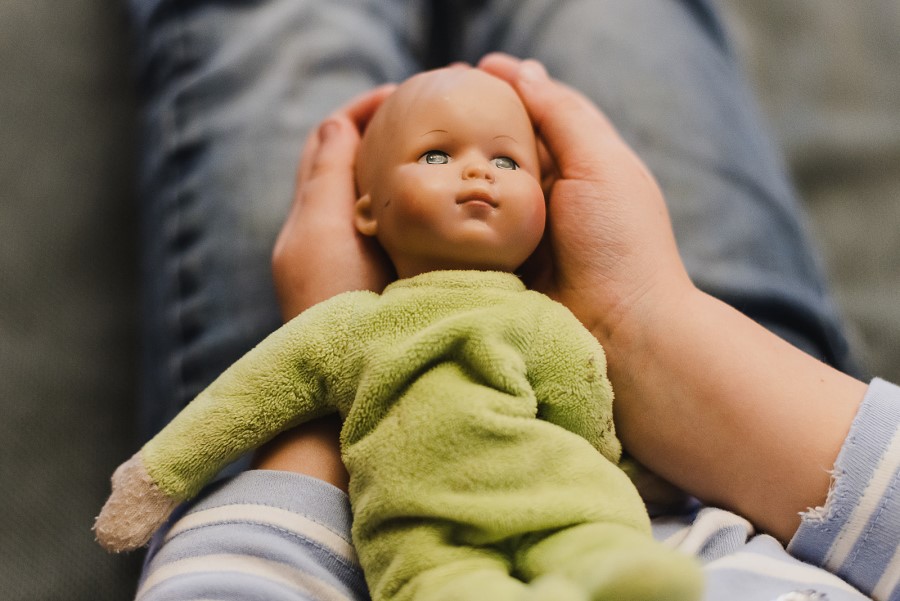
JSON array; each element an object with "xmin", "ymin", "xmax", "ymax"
[
  {"xmin": 493, "ymin": 134, "xmax": 518, "ymax": 143},
  {"xmin": 420, "ymin": 129, "xmax": 449, "ymax": 137}
]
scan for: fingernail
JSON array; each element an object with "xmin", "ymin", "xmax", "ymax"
[
  {"xmin": 318, "ymin": 119, "xmax": 340, "ymax": 143},
  {"xmin": 520, "ymin": 60, "xmax": 548, "ymax": 84}
]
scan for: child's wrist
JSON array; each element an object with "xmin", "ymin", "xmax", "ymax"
[
  {"xmin": 252, "ymin": 415, "xmax": 348, "ymax": 492},
  {"xmin": 592, "ymin": 278, "xmax": 699, "ymax": 362}
]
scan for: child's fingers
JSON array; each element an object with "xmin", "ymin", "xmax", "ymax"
[
  {"xmin": 339, "ymin": 83, "xmax": 397, "ymax": 132},
  {"xmin": 305, "ymin": 116, "xmax": 360, "ymax": 190},
  {"xmin": 273, "ymin": 114, "xmax": 392, "ymax": 318},
  {"xmin": 536, "ymin": 137, "xmax": 558, "ymax": 198},
  {"xmin": 298, "ymin": 84, "xmax": 396, "ymax": 184},
  {"xmin": 274, "ymin": 117, "xmax": 359, "ymax": 277},
  {"xmin": 479, "ymin": 53, "xmax": 633, "ymax": 182},
  {"xmin": 297, "ymin": 128, "xmax": 322, "ymax": 189},
  {"xmin": 476, "ymin": 52, "xmax": 521, "ymax": 87},
  {"xmin": 283, "ymin": 115, "xmax": 361, "ymax": 237}
]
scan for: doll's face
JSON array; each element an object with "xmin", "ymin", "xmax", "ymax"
[{"xmin": 355, "ymin": 68, "xmax": 545, "ymax": 279}]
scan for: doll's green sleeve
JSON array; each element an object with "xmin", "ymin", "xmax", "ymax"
[
  {"xmin": 141, "ymin": 291, "xmax": 374, "ymax": 501},
  {"xmin": 525, "ymin": 294, "xmax": 621, "ymax": 464}
]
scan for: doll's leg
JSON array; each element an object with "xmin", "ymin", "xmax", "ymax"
[
  {"xmin": 126, "ymin": 0, "xmax": 425, "ymax": 440},
  {"xmin": 462, "ymin": 0, "xmax": 859, "ymax": 375},
  {"xmin": 515, "ymin": 522, "xmax": 703, "ymax": 601}
]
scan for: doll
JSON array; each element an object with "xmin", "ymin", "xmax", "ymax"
[{"xmin": 95, "ymin": 67, "xmax": 702, "ymax": 601}]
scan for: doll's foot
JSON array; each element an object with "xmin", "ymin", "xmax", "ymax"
[
  {"xmin": 522, "ymin": 575, "xmax": 589, "ymax": 601},
  {"xmin": 567, "ymin": 537, "xmax": 703, "ymax": 601},
  {"xmin": 93, "ymin": 453, "xmax": 179, "ymax": 552},
  {"xmin": 522, "ymin": 523, "xmax": 703, "ymax": 601},
  {"xmin": 524, "ymin": 555, "xmax": 699, "ymax": 601}
]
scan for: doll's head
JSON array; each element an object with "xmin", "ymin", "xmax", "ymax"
[{"xmin": 354, "ymin": 68, "xmax": 545, "ymax": 279}]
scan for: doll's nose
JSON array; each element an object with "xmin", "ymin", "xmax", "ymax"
[{"xmin": 462, "ymin": 160, "xmax": 494, "ymax": 182}]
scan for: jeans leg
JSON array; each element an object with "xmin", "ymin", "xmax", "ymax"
[
  {"xmin": 128, "ymin": 0, "xmax": 426, "ymax": 439},
  {"xmin": 460, "ymin": 0, "xmax": 858, "ymax": 374}
]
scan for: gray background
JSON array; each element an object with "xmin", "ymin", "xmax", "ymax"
[{"xmin": 1, "ymin": 1, "xmax": 897, "ymax": 599}]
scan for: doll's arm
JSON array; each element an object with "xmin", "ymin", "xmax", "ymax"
[
  {"xmin": 94, "ymin": 293, "xmax": 368, "ymax": 552},
  {"xmin": 527, "ymin": 297, "xmax": 622, "ymax": 463}
]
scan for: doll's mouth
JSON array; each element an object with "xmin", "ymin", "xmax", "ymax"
[{"xmin": 456, "ymin": 190, "xmax": 498, "ymax": 208}]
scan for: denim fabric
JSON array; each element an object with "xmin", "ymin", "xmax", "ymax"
[
  {"xmin": 458, "ymin": 0, "xmax": 856, "ymax": 370},
  {"xmin": 128, "ymin": 0, "xmax": 858, "ymax": 440},
  {"xmin": 128, "ymin": 0, "xmax": 427, "ymax": 438}
]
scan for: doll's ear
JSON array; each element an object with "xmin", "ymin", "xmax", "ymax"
[{"xmin": 354, "ymin": 193, "xmax": 378, "ymax": 237}]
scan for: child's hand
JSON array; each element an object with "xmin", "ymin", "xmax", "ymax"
[
  {"xmin": 479, "ymin": 54, "xmax": 694, "ymax": 347},
  {"xmin": 272, "ymin": 85, "xmax": 396, "ymax": 320},
  {"xmin": 483, "ymin": 55, "xmax": 867, "ymax": 542}
]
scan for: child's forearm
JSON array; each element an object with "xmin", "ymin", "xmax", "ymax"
[
  {"xmin": 252, "ymin": 414, "xmax": 349, "ymax": 492},
  {"xmin": 603, "ymin": 286, "xmax": 866, "ymax": 542}
]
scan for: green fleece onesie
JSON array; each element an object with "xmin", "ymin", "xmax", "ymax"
[{"xmin": 108, "ymin": 270, "xmax": 702, "ymax": 600}]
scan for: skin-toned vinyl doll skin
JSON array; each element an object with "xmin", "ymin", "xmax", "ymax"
[{"xmin": 95, "ymin": 68, "xmax": 702, "ymax": 600}]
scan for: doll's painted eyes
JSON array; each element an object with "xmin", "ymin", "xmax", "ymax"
[
  {"xmin": 419, "ymin": 151, "xmax": 518, "ymax": 170},
  {"xmin": 420, "ymin": 150, "xmax": 450, "ymax": 165},
  {"xmin": 492, "ymin": 156, "xmax": 518, "ymax": 170}
]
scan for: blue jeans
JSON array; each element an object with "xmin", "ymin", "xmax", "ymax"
[{"xmin": 128, "ymin": 0, "xmax": 857, "ymax": 440}]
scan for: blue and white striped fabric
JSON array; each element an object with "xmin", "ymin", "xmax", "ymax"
[
  {"xmin": 137, "ymin": 473, "xmax": 368, "ymax": 601},
  {"xmin": 136, "ymin": 379, "xmax": 900, "ymax": 601},
  {"xmin": 789, "ymin": 378, "xmax": 900, "ymax": 601}
]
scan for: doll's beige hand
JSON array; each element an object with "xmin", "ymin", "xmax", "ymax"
[
  {"xmin": 272, "ymin": 86, "xmax": 396, "ymax": 321},
  {"xmin": 94, "ymin": 453, "xmax": 179, "ymax": 553}
]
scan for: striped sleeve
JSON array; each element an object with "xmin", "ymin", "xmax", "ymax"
[
  {"xmin": 789, "ymin": 378, "xmax": 900, "ymax": 601},
  {"xmin": 655, "ymin": 508, "xmax": 871, "ymax": 600},
  {"xmin": 136, "ymin": 470, "xmax": 369, "ymax": 601}
]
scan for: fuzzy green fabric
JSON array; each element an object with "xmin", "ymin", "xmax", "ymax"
[{"xmin": 141, "ymin": 270, "xmax": 701, "ymax": 600}]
